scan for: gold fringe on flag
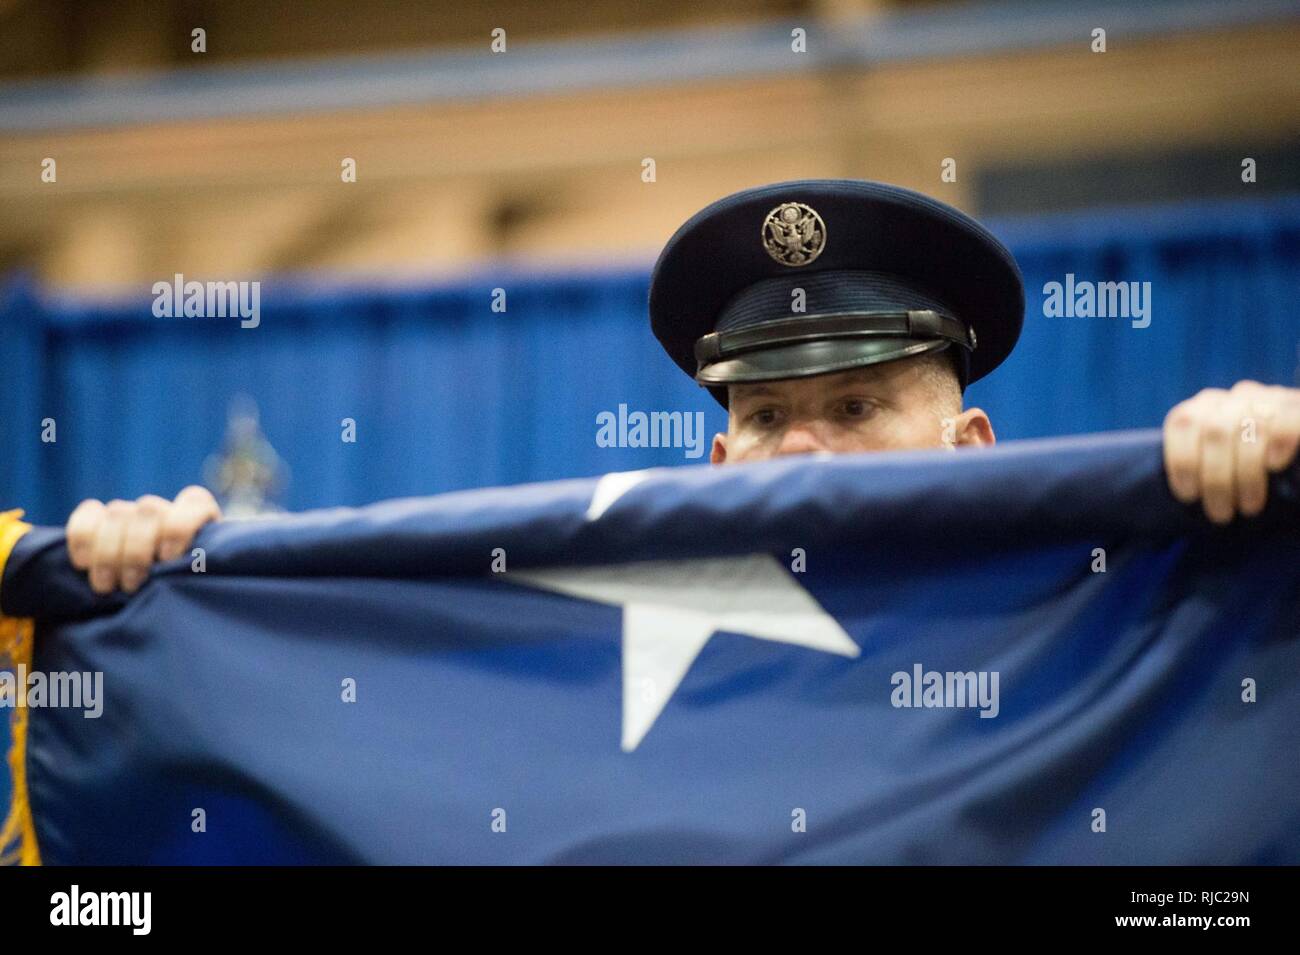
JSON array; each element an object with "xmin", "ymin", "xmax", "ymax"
[{"xmin": 0, "ymin": 509, "xmax": 41, "ymax": 865}]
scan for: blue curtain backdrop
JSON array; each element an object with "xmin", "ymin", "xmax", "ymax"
[{"xmin": 1, "ymin": 194, "xmax": 1298, "ymax": 526}]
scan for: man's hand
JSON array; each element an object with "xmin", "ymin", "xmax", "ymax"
[
  {"xmin": 1163, "ymin": 381, "xmax": 1300, "ymax": 524},
  {"xmin": 66, "ymin": 486, "xmax": 222, "ymax": 595}
]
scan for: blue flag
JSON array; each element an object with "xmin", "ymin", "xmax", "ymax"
[{"xmin": 3, "ymin": 430, "xmax": 1298, "ymax": 864}]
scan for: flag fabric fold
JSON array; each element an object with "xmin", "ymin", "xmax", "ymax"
[{"xmin": 3, "ymin": 430, "xmax": 1298, "ymax": 864}]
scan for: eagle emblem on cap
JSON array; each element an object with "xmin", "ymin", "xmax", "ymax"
[{"xmin": 762, "ymin": 202, "xmax": 826, "ymax": 266}]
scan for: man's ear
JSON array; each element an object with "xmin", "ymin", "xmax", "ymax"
[
  {"xmin": 953, "ymin": 407, "xmax": 995, "ymax": 447},
  {"xmin": 710, "ymin": 432, "xmax": 728, "ymax": 464}
]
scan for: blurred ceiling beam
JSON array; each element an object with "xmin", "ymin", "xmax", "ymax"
[
  {"xmin": 4, "ymin": 24, "xmax": 1294, "ymax": 196},
  {"xmin": 0, "ymin": 0, "xmax": 1295, "ymax": 132},
  {"xmin": 0, "ymin": 8, "xmax": 1297, "ymax": 288}
]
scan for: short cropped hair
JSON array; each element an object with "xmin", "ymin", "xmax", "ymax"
[{"xmin": 911, "ymin": 348, "xmax": 963, "ymax": 417}]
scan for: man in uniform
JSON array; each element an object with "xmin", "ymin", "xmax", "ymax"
[{"xmin": 65, "ymin": 180, "xmax": 1300, "ymax": 593}]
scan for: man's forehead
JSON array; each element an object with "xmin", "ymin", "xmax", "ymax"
[{"xmin": 729, "ymin": 364, "xmax": 903, "ymax": 401}]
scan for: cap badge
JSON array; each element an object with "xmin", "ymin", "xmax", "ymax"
[{"xmin": 762, "ymin": 202, "xmax": 826, "ymax": 266}]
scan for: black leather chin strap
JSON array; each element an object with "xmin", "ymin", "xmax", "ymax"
[{"xmin": 694, "ymin": 309, "xmax": 976, "ymax": 373}]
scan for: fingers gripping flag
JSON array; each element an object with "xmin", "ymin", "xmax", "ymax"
[{"xmin": 2, "ymin": 430, "xmax": 1298, "ymax": 864}]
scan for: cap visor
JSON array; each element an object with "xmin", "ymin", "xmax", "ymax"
[{"xmin": 695, "ymin": 337, "xmax": 950, "ymax": 385}]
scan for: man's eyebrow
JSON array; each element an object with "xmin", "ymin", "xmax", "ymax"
[
  {"xmin": 835, "ymin": 369, "xmax": 887, "ymax": 387},
  {"xmin": 731, "ymin": 384, "xmax": 781, "ymax": 400}
]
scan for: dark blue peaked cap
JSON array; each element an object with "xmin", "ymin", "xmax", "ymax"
[{"xmin": 649, "ymin": 179, "xmax": 1024, "ymax": 406}]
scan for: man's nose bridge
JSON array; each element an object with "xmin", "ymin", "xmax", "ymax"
[{"xmin": 776, "ymin": 417, "xmax": 828, "ymax": 454}]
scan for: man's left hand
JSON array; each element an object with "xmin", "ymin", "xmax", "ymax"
[{"xmin": 1163, "ymin": 380, "xmax": 1300, "ymax": 523}]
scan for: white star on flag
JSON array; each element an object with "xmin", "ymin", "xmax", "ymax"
[{"xmin": 510, "ymin": 471, "xmax": 860, "ymax": 752}]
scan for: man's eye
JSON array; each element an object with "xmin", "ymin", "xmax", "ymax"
[
  {"xmin": 748, "ymin": 407, "xmax": 784, "ymax": 428},
  {"xmin": 836, "ymin": 398, "xmax": 876, "ymax": 419}
]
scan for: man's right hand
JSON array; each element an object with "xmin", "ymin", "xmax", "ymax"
[{"xmin": 65, "ymin": 486, "xmax": 222, "ymax": 595}]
